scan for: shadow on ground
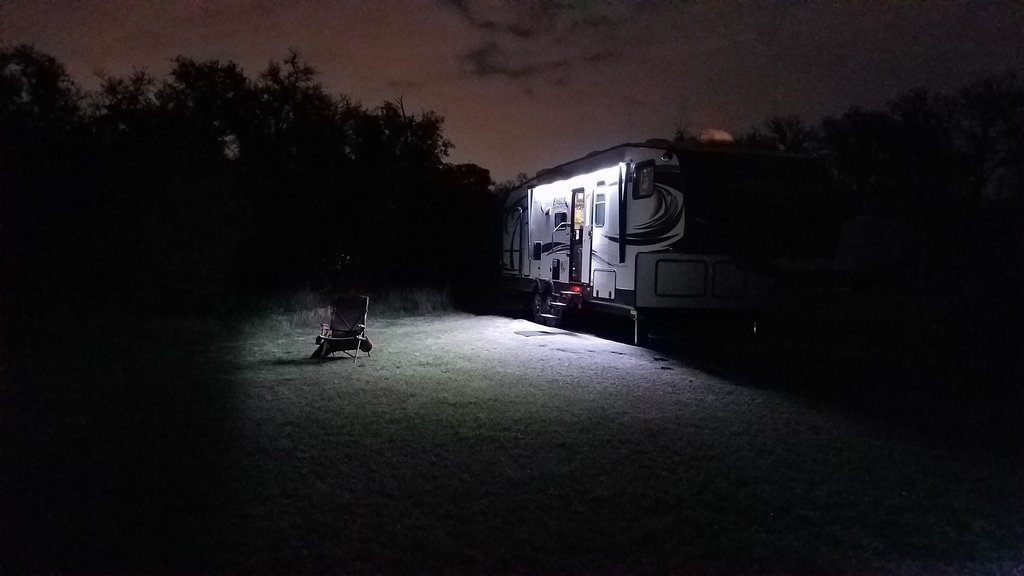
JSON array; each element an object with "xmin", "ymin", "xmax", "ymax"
[
  {"xmin": 564, "ymin": 287, "xmax": 1024, "ymax": 458},
  {"xmin": 1, "ymin": 303, "xmax": 242, "ymax": 574}
]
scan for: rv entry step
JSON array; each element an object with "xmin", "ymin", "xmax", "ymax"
[{"xmin": 538, "ymin": 313, "xmax": 562, "ymax": 327}]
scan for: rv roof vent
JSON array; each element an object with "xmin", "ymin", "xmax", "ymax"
[{"xmin": 698, "ymin": 129, "xmax": 734, "ymax": 143}]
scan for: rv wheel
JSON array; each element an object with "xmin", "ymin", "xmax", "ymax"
[{"xmin": 532, "ymin": 287, "xmax": 552, "ymax": 325}]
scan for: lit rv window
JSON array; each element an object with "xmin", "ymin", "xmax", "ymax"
[
  {"xmin": 554, "ymin": 211, "xmax": 568, "ymax": 229},
  {"xmin": 633, "ymin": 164, "xmax": 654, "ymax": 199},
  {"xmin": 594, "ymin": 193, "xmax": 606, "ymax": 227}
]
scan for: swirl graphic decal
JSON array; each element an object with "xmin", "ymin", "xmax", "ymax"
[{"xmin": 607, "ymin": 183, "xmax": 685, "ymax": 248}]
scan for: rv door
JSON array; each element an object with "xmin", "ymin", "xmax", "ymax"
[
  {"xmin": 580, "ymin": 191, "xmax": 592, "ymax": 285},
  {"xmin": 551, "ymin": 204, "xmax": 570, "ymax": 282},
  {"xmin": 569, "ymin": 188, "xmax": 586, "ymax": 283}
]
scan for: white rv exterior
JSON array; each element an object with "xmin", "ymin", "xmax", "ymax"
[{"xmin": 502, "ymin": 141, "xmax": 834, "ymax": 336}]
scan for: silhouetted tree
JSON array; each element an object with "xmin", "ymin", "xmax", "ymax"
[
  {"xmin": 740, "ymin": 115, "xmax": 819, "ymax": 154},
  {"xmin": 671, "ymin": 125, "xmax": 699, "ymax": 145},
  {"xmin": 820, "ymin": 107, "xmax": 902, "ymax": 204},
  {"xmin": 492, "ymin": 172, "xmax": 530, "ymax": 200},
  {"xmin": 4, "ymin": 45, "xmax": 496, "ymax": 313},
  {"xmin": 0, "ymin": 44, "xmax": 81, "ymax": 131},
  {"xmin": 1, "ymin": 45, "xmax": 88, "ymax": 305},
  {"xmin": 241, "ymin": 53, "xmax": 356, "ymax": 291},
  {"xmin": 817, "ymin": 76, "xmax": 1024, "ymax": 281},
  {"xmin": 944, "ymin": 73, "xmax": 1024, "ymax": 287},
  {"xmin": 948, "ymin": 73, "xmax": 1024, "ymax": 203}
]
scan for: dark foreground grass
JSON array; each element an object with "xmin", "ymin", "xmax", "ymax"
[
  {"xmin": 1, "ymin": 310, "xmax": 238, "ymax": 574},
  {"xmin": 2, "ymin": 302, "xmax": 1022, "ymax": 575},
  {"xmin": 642, "ymin": 283, "xmax": 1024, "ymax": 458}
]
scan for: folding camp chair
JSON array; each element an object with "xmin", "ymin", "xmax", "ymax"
[{"xmin": 310, "ymin": 295, "xmax": 372, "ymax": 362}]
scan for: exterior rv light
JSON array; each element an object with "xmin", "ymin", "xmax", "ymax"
[
  {"xmin": 661, "ymin": 150, "xmax": 674, "ymax": 161},
  {"xmin": 569, "ymin": 284, "xmax": 583, "ymax": 294}
]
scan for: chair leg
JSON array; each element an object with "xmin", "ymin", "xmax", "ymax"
[{"xmin": 354, "ymin": 336, "xmax": 364, "ymax": 363}]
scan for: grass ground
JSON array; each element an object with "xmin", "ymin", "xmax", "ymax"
[{"xmin": 2, "ymin": 300, "xmax": 1022, "ymax": 575}]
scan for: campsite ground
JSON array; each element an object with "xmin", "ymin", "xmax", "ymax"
[{"xmin": 2, "ymin": 305, "xmax": 1022, "ymax": 575}]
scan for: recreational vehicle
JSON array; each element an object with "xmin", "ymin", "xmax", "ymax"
[{"xmin": 501, "ymin": 139, "xmax": 837, "ymax": 342}]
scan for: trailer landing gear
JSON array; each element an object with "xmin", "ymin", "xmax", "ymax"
[{"xmin": 632, "ymin": 310, "xmax": 653, "ymax": 347}]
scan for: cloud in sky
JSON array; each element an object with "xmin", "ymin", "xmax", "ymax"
[
  {"xmin": 448, "ymin": 0, "xmax": 626, "ymax": 87},
  {"xmin": 2, "ymin": 0, "xmax": 1022, "ymax": 179}
]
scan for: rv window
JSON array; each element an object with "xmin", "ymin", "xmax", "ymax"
[
  {"xmin": 553, "ymin": 211, "xmax": 568, "ymax": 229},
  {"xmin": 633, "ymin": 164, "xmax": 654, "ymax": 199},
  {"xmin": 594, "ymin": 193, "xmax": 606, "ymax": 227}
]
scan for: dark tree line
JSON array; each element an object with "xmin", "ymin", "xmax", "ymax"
[
  {"xmin": 4, "ymin": 43, "xmax": 1021, "ymax": 319},
  {"xmin": 693, "ymin": 76, "xmax": 1024, "ymax": 292},
  {"xmin": 2, "ymin": 46, "xmax": 499, "ymax": 315}
]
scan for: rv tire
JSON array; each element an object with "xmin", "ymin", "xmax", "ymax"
[{"xmin": 531, "ymin": 283, "xmax": 555, "ymax": 326}]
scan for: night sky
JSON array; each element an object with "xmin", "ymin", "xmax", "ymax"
[{"xmin": 2, "ymin": 0, "xmax": 1022, "ymax": 180}]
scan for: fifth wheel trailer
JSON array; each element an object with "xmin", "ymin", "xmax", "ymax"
[{"xmin": 500, "ymin": 139, "xmax": 839, "ymax": 342}]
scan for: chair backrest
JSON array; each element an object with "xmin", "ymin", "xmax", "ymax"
[{"xmin": 329, "ymin": 295, "xmax": 369, "ymax": 332}]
